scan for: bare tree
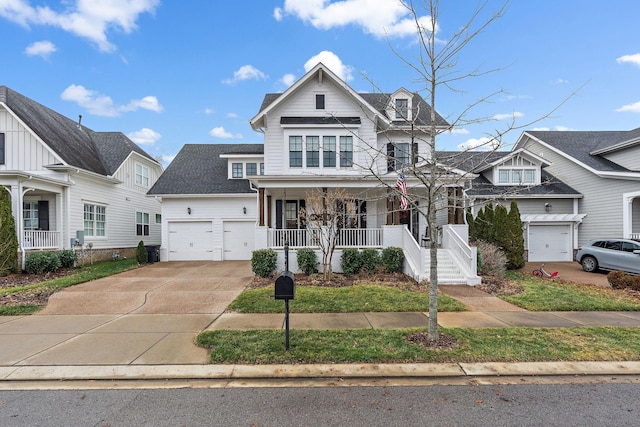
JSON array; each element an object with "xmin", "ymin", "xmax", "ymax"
[{"xmin": 300, "ymin": 187, "xmax": 365, "ymax": 279}]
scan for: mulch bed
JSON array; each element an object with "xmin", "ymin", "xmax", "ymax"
[
  {"xmin": 0, "ymin": 268, "xmax": 76, "ymax": 307},
  {"xmin": 407, "ymin": 332, "xmax": 459, "ymax": 350}
]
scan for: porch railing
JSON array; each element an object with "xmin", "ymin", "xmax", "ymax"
[
  {"xmin": 268, "ymin": 228, "xmax": 382, "ymax": 248},
  {"xmin": 23, "ymin": 230, "xmax": 61, "ymax": 250},
  {"xmin": 630, "ymin": 233, "xmax": 640, "ymax": 240}
]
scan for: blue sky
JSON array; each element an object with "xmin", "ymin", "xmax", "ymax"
[{"xmin": 2, "ymin": 0, "xmax": 640, "ymax": 166}]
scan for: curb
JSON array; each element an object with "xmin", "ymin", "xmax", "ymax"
[{"xmin": 2, "ymin": 361, "xmax": 640, "ymax": 382}]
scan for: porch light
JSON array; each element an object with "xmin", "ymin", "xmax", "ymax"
[
  {"xmin": 243, "ymin": 206, "xmax": 247, "ymax": 214},
  {"xmin": 544, "ymin": 203, "xmax": 552, "ymax": 212},
  {"xmin": 187, "ymin": 207, "xmax": 191, "ymax": 215}
]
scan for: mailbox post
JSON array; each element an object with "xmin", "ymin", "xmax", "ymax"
[{"xmin": 274, "ymin": 242, "xmax": 295, "ymax": 350}]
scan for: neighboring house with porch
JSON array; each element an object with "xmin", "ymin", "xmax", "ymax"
[
  {"xmin": 149, "ymin": 63, "xmax": 480, "ymax": 285},
  {"xmin": 0, "ymin": 86, "xmax": 162, "ymax": 267},
  {"xmin": 453, "ymin": 127, "xmax": 640, "ymax": 262}
]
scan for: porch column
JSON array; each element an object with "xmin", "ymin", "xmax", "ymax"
[
  {"xmin": 267, "ymin": 195, "xmax": 272, "ymax": 228},
  {"xmin": 258, "ymin": 188, "xmax": 265, "ymax": 226}
]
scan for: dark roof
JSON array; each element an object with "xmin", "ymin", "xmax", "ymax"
[
  {"xmin": 436, "ymin": 150, "xmax": 508, "ymax": 172},
  {"xmin": 466, "ymin": 170, "xmax": 581, "ymax": 197},
  {"xmin": 281, "ymin": 116, "xmax": 361, "ymax": 125},
  {"xmin": 147, "ymin": 144, "xmax": 264, "ymax": 195},
  {"xmin": 525, "ymin": 130, "xmax": 633, "ymax": 172},
  {"xmin": 258, "ymin": 91, "xmax": 449, "ymax": 128},
  {"xmin": 0, "ymin": 85, "xmax": 157, "ymax": 175}
]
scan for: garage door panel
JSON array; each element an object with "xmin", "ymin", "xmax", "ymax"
[
  {"xmin": 223, "ymin": 221, "xmax": 254, "ymax": 260},
  {"xmin": 168, "ymin": 221, "xmax": 214, "ymax": 261},
  {"xmin": 528, "ymin": 224, "xmax": 572, "ymax": 262}
]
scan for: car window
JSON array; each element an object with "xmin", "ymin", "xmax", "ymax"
[
  {"xmin": 592, "ymin": 241, "xmax": 606, "ymax": 248},
  {"xmin": 604, "ymin": 241, "xmax": 622, "ymax": 250},
  {"xmin": 622, "ymin": 242, "xmax": 640, "ymax": 252}
]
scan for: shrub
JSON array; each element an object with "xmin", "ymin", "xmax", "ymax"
[
  {"xmin": 340, "ymin": 248, "xmax": 361, "ymax": 275},
  {"xmin": 474, "ymin": 240, "xmax": 507, "ymax": 276},
  {"xmin": 0, "ymin": 189, "xmax": 18, "ymax": 276},
  {"xmin": 136, "ymin": 240, "xmax": 148, "ymax": 264},
  {"xmin": 360, "ymin": 248, "xmax": 380, "ymax": 274},
  {"xmin": 251, "ymin": 249, "xmax": 277, "ymax": 277},
  {"xmin": 607, "ymin": 270, "xmax": 634, "ymax": 289},
  {"xmin": 58, "ymin": 249, "xmax": 78, "ymax": 268},
  {"xmin": 296, "ymin": 248, "xmax": 318, "ymax": 275},
  {"xmin": 25, "ymin": 251, "xmax": 61, "ymax": 274},
  {"xmin": 381, "ymin": 247, "xmax": 404, "ymax": 273}
]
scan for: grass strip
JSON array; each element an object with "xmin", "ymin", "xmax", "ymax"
[
  {"xmin": 196, "ymin": 327, "xmax": 640, "ymax": 364},
  {"xmin": 503, "ymin": 273, "xmax": 640, "ymax": 311},
  {"xmin": 0, "ymin": 259, "xmax": 140, "ymax": 315},
  {"xmin": 228, "ymin": 285, "xmax": 466, "ymax": 313}
]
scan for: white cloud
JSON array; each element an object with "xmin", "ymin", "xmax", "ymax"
[
  {"xmin": 127, "ymin": 128, "xmax": 161, "ymax": 145},
  {"xmin": 204, "ymin": 108, "xmax": 215, "ymax": 115},
  {"xmin": 492, "ymin": 111, "xmax": 524, "ymax": 121},
  {"xmin": 275, "ymin": 0, "xmax": 433, "ymax": 39},
  {"xmin": 616, "ymin": 101, "xmax": 640, "ymax": 113},
  {"xmin": 458, "ymin": 137, "xmax": 500, "ymax": 151},
  {"xmin": 156, "ymin": 153, "xmax": 175, "ymax": 168},
  {"xmin": 0, "ymin": 0, "xmax": 159, "ymax": 52},
  {"xmin": 616, "ymin": 53, "xmax": 640, "ymax": 67},
  {"xmin": 304, "ymin": 51, "xmax": 354, "ymax": 81},
  {"xmin": 554, "ymin": 78, "xmax": 568, "ymax": 84},
  {"xmin": 61, "ymin": 85, "xmax": 163, "ymax": 117},
  {"xmin": 24, "ymin": 40, "xmax": 56, "ymax": 58},
  {"xmin": 280, "ymin": 73, "xmax": 296, "ymax": 87},
  {"xmin": 209, "ymin": 126, "xmax": 242, "ymax": 139},
  {"xmin": 448, "ymin": 127, "xmax": 469, "ymax": 135},
  {"xmin": 226, "ymin": 112, "xmax": 239, "ymax": 119},
  {"xmin": 223, "ymin": 65, "xmax": 268, "ymax": 85}
]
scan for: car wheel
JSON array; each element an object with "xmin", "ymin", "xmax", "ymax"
[{"xmin": 581, "ymin": 256, "xmax": 598, "ymax": 273}]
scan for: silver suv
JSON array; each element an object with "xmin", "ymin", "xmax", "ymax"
[{"xmin": 575, "ymin": 239, "xmax": 640, "ymax": 274}]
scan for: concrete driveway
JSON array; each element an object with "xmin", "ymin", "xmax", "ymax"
[
  {"xmin": 0, "ymin": 261, "xmax": 252, "ymax": 366},
  {"xmin": 521, "ymin": 262, "xmax": 610, "ymax": 287},
  {"xmin": 39, "ymin": 260, "xmax": 252, "ymax": 315}
]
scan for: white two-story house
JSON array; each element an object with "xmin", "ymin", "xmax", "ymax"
[
  {"xmin": 150, "ymin": 63, "xmax": 480, "ymax": 284},
  {"xmin": 0, "ymin": 86, "xmax": 162, "ymax": 268}
]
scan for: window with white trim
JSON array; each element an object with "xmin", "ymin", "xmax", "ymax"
[
  {"xmin": 23, "ymin": 201, "xmax": 38, "ymax": 230},
  {"xmin": 339, "ymin": 136, "xmax": 353, "ymax": 167},
  {"xmin": 136, "ymin": 211, "xmax": 149, "ymax": 236},
  {"xmin": 260, "ymin": 163, "xmax": 264, "ymax": 175},
  {"xmin": 395, "ymin": 98, "xmax": 408, "ymax": 119},
  {"xmin": 135, "ymin": 163, "xmax": 150, "ymax": 187},
  {"xmin": 84, "ymin": 203, "xmax": 106, "ymax": 237},
  {"xmin": 497, "ymin": 168, "xmax": 536, "ymax": 185},
  {"xmin": 289, "ymin": 136, "xmax": 303, "ymax": 167},
  {"xmin": 323, "ymin": 136, "xmax": 336, "ymax": 167},
  {"xmin": 306, "ymin": 136, "xmax": 320, "ymax": 167},
  {"xmin": 155, "ymin": 214, "xmax": 162, "ymax": 223},
  {"xmin": 232, "ymin": 162, "xmax": 243, "ymax": 178},
  {"xmin": 246, "ymin": 163, "xmax": 257, "ymax": 176}
]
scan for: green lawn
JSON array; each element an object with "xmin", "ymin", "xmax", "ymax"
[
  {"xmin": 197, "ymin": 327, "xmax": 640, "ymax": 364},
  {"xmin": 503, "ymin": 272, "xmax": 640, "ymax": 311},
  {"xmin": 228, "ymin": 284, "xmax": 466, "ymax": 313}
]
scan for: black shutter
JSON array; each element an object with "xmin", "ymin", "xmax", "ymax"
[
  {"xmin": 275, "ymin": 200, "xmax": 283, "ymax": 229},
  {"xmin": 413, "ymin": 142, "xmax": 419, "ymax": 164},
  {"xmin": 0, "ymin": 133, "xmax": 4, "ymax": 165},
  {"xmin": 38, "ymin": 201, "xmax": 49, "ymax": 231},
  {"xmin": 387, "ymin": 143, "xmax": 395, "ymax": 172},
  {"xmin": 359, "ymin": 201, "xmax": 367, "ymax": 229}
]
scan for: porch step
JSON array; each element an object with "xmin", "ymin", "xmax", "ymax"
[{"xmin": 424, "ymin": 249, "xmax": 467, "ymax": 285}]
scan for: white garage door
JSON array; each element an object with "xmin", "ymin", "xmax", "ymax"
[
  {"xmin": 223, "ymin": 221, "xmax": 255, "ymax": 260},
  {"xmin": 168, "ymin": 221, "xmax": 214, "ymax": 261},
  {"xmin": 528, "ymin": 224, "xmax": 572, "ymax": 262}
]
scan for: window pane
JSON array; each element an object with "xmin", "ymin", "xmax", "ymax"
[
  {"xmin": 289, "ymin": 136, "xmax": 303, "ymax": 167},
  {"xmin": 246, "ymin": 163, "xmax": 257, "ymax": 176},
  {"xmin": 316, "ymin": 94, "xmax": 325, "ymax": 109},
  {"xmin": 339, "ymin": 136, "xmax": 353, "ymax": 167},
  {"xmin": 498, "ymin": 170, "xmax": 509, "ymax": 183},
  {"xmin": 512, "ymin": 169, "xmax": 522, "ymax": 183},
  {"xmin": 395, "ymin": 99, "xmax": 408, "ymax": 119},
  {"xmin": 306, "ymin": 136, "xmax": 319, "ymax": 167},
  {"xmin": 232, "ymin": 163, "xmax": 243, "ymax": 178},
  {"xmin": 323, "ymin": 136, "xmax": 336, "ymax": 167},
  {"xmin": 523, "ymin": 170, "xmax": 535, "ymax": 183},
  {"xmin": 396, "ymin": 143, "xmax": 410, "ymax": 169},
  {"xmin": 260, "ymin": 163, "xmax": 264, "ymax": 175}
]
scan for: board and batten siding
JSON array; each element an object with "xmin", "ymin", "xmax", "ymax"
[
  {"xmin": 159, "ymin": 196, "xmax": 256, "ymax": 261},
  {"xmin": 263, "ymin": 76, "xmax": 380, "ymax": 176},
  {"xmin": 0, "ymin": 110, "xmax": 61, "ymax": 171},
  {"xmin": 519, "ymin": 135, "xmax": 639, "ymax": 245},
  {"xmin": 112, "ymin": 152, "xmax": 163, "ymax": 192}
]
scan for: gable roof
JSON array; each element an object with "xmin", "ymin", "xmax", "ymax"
[
  {"xmin": 251, "ymin": 63, "xmax": 448, "ymax": 130},
  {"xmin": 147, "ymin": 144, "xmax": 264, "ymax": 196},
  {"xmin": 0, "ymin": 86, "xmax": 158, "ymax": 176},
  {"xmin": 522, "ymin": 130, "xmax": 633, "ymax": 173}
]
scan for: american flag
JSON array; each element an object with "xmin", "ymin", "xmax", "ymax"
[{"xmin": 396, "ymin": 172, "xmax": 409, "ymax": 210}]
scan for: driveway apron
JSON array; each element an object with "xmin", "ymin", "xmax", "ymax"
[{"xmin": 0, "ymin": 261, "xmax": 252, "ymax": 366}]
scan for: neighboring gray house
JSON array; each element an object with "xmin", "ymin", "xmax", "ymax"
[
  {"xmin": 515, "ymin": 129, "xmax": 640, "ymax": 248},
  {"xmin": 0, "ymin": 86, "xmax": 163, "ymax": 266}
]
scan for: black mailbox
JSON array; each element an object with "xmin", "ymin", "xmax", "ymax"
[{"xmin": 275, "ymin": 271, "xmax": 295, "ymax": 300}]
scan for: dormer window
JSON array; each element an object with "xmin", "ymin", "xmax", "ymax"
[
  {"xmin": 232, "ymin": 163, "xmax": 243, "ymax": 178},
  {"xmin": 395, "ymin": 98, "xmax": 408, "ymax": 120},
  {"xmin": 316, "ymin": 94, "xmax": 325, "ymax": 109},
  {"xmin": 497, "ymin": 168, "xmax": 536, "ymax": 185}
]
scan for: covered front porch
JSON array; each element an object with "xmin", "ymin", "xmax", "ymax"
[{"xmin": 623, "ymin": 191, "xmax": 640, "ymax": 240}]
